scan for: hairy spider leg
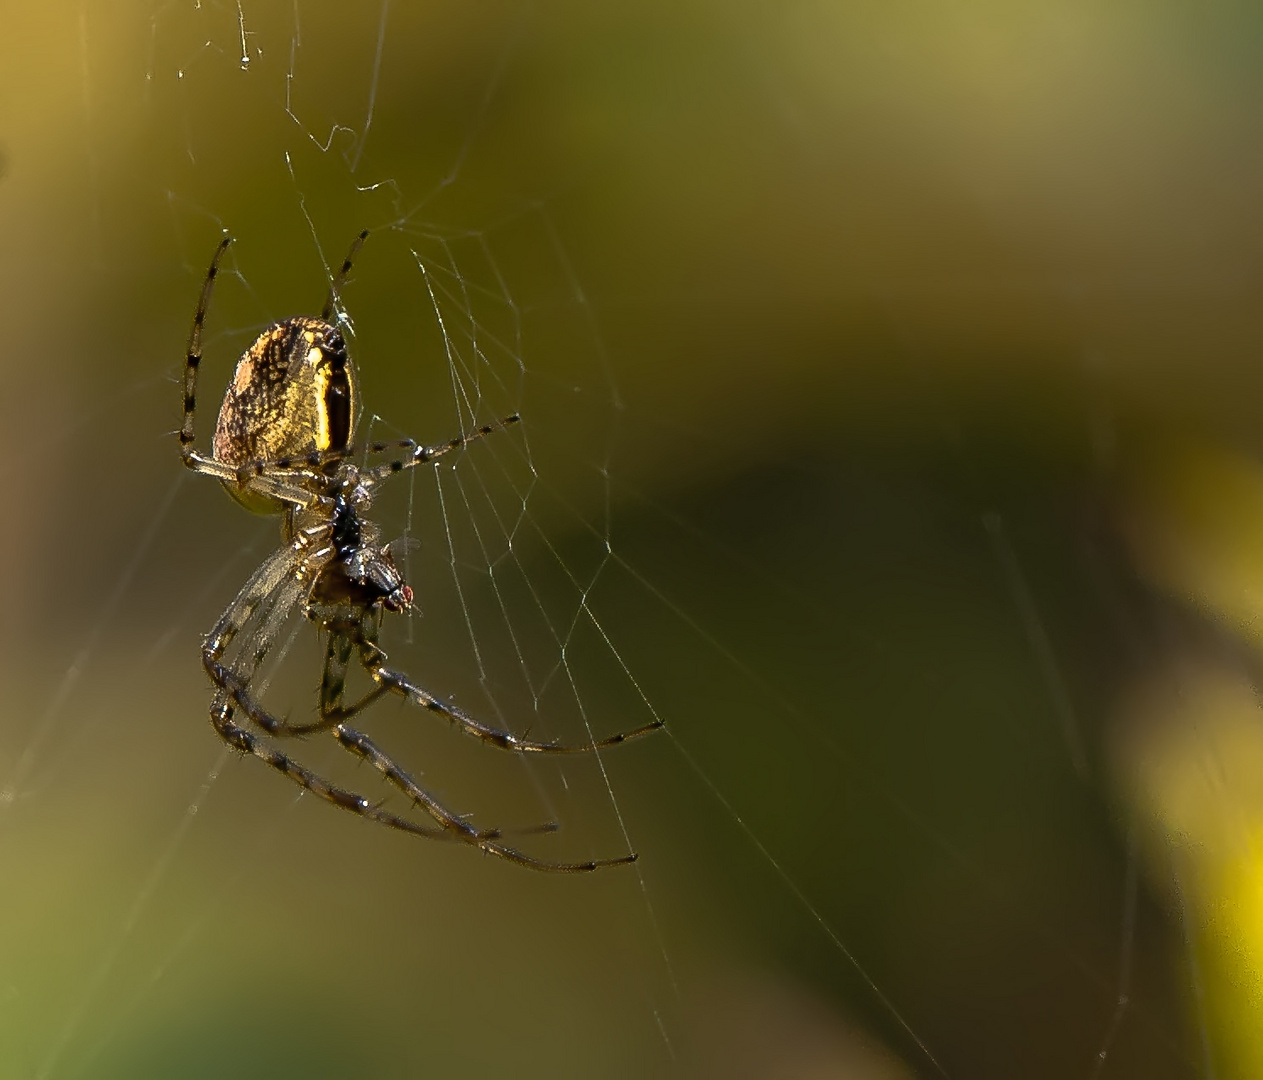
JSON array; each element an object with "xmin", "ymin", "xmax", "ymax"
[
  {"xmin": 235, "ymin": 625, "xmax": 390, "ymax": 738},
  {"xmin": 206, "ymin": 576, "xmax": 309, "ymax": 735},
  {"xmin": 233, "ymin": 439, "xmax": 423, "ymax": 483},
  {"xmin": 229, "ymin": 417, "xmax": 524, "ymax": 493},
  {"xmin": 176, "ymin": 237, "xmax": 331, "ymax": 509},
  {"xmin": 179, "ymin": 235, "xmax": 231, "ymax": 453},
  {"xmin": 322, "ymin": 229, "xmax": 369, "ymax": 323},
  {"xmin": 202, "ymin": 544, "xmax": 303, "ymax": 666},
  {"xmin": 361, "ymin": 415, "xmax": 524, "ymax": 487},
  {"xmin": 201, "ymin": 541, "xmax": 320, "ymax": 732},
  {"xmin": 208, "ymin": 703, "xmax": 460, "ymax": 841},
  {"xmin": 347, "ymin": 618, "xmax": 664, "ymax": 753},
  {"xmin": 202, "ymin": 528, "xmax": 376, "ymax": 739},
  {"xmin": 202, "ymin": 547, "xmax": 578, "ymax": 857},
  {"xmin": 209, "ymin": 636, "xmax": 618, "ymax": 867},
  {"xmin": 278, "ymin": 618, "xmax": 560, "ymax": 840},
  {"xmin": 206, "ymin": 413, "xmax": 529, "ymax": 551},
  {"xmin": 227, "ymin": 419, "xmax": 520, "ymax": 499},
  {"xmin": 319, "ymin": 623, "xmax": 390, "ymax": 726},
  {"xmin": 332, "ymin": 724, "xmax": 637, "ymax": 872},
  {"xmin": 185, "ymin": 452, "xmax": 330, "ymax": 509},
  {"xmin": 200, "ymin": 543, "xmax": 458, "ymax": 841}
]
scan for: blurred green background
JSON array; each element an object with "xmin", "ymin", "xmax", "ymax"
[{"xmin": 5, "ymin": 1, "xmax": 1263, "ymax": 1077}]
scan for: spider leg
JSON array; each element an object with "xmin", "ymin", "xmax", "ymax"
[
  {"xmin": 207, "ymin": 699, "xmax": 455, "ymax": 840},
  {"xmin": 203, "ymin": 544, "xmax": 304, "ymax": 668},
  {"xmin": 229, "ymin": 438, "xmax": 423, "ymax": 483},
  {"xmin": 319, "ymin": 628, "xmax": 390, "ymax": 724},
  {"xmin": 332, "ymin": 723, "xmax": 636, "ymax": 872},
  {"xmin": 179, "ymin": 236, "xmax": 232, "ymax": 454},
  {"xmin": 360, "ymin": 415, "xmax": 522, "ymax": 488},
  {"xmin": 350, "ymin": 621, "xmax": 663, "ymax": 753},
  {"xmin": 202, "ymin": 572, "xmax": 465, "ymax": 843},
  {"xmin": 211, "ymin": 620, "xmax": 562, "ymax": 843},
  {"xmin": 175, "ymin": 239, "xmax": 318, "ymax": 516},
  {"xmin": 183, "ymin": 451, "xmax": 329, "ymax": 510},
  {"xmin": 200, "ymin": 414, "xmax": 511, "ymax": 493},
  {"xmin": 227, "ymin": 628, "xmax": 389, "ymax": 738},
  {"xmin": 321, "ymin": 229, "xmax": 369, "ymax": 322},
  {"xmin": 205, "ymin": 618, "xmax": 530, "ymax": 851},
  {"xmin": 204, "ymin": 568, "xmax": 313, "ymax": 736},
  {"xmin": 203, "ymin": 538, "xmax": 343, "ymax": 740}
]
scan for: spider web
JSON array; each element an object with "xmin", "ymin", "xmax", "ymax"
[{"xmin": 0, "ymin": 2, "xmax": 1234, "ymax": 1078}]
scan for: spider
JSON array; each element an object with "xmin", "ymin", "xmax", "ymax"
[{"xmin": 178, "ymin": 231, "xmax": 660, "ymax": 872}]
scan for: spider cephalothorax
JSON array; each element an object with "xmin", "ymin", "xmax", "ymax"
[{"xmin": 179, "ymin": 232, "xmax": 661, "ymax": 872}]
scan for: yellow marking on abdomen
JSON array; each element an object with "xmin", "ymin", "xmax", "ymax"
[{"xmin": 311, "ymin": 349, "xmax": 331, "ymax": 450}]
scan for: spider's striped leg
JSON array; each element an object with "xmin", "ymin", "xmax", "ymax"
[
  {"xmin": 202, "ymin": 544, "xmax": 302, "ymax": 679},
  {"xmin": 205, "ymin": 566, "xmax": 317, "ymax": 736},
  {"xmin": 350, "ymin": 623, "xmax": 663, "ymax": 753},
  {"xmin": 179, "ymin": 236, "xmax": 231, "ymax": 454},
  {"xmin": 216, "ymin": 416, "xmax": 509, "ymax": 493},
  {"xmin": 183, "ymin": 452, "xmax": 328, "ymax": 510},
  {"xmin": 236, "ymin": 628, "xmax": 390, "ymax": 738},
  {"xmin": 206, "ymin": 698, "xmax": 454, "ymax": 840},
  {"xmin": 224, "ymin": 619, "xmax": 558, "ymax": 841},
  {"xmin": 200, "ymin": 561, "xmax": 458, "ymax": 841},
  {"xmin": 360, "ymin": 415, "xmax": 522, "ymax": 487},
  {"xmin": 206, "ymin": 621, "xmax": 502, "ymax": 846},
  {"xmin": 319, "ymin": 628, "xmax": 390, "ymax": 724},
  {"xmin": 232, "ymin": 439, "xmax": 422, "ymax": 485},
  {"xmin": 331, "ymin": 723, "xmax": 636, "ymax": 872},
  {"xmin": 204, "ymin": 551, "xmax": 381, "ymax": 739},
  {"xmin": 321, "ymin": 229, "xmax": 369, "ymax": 322}
]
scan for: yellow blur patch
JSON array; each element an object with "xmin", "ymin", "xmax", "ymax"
[
  {"xmin": 1115, "ymin": 667, "xmax": 1263, "ymax": 1075},
  {"xmin": 1113, "ymin": 439, "xmax": 1263, "ymax": 1073},
  {"xmin": 1121, "ymin": 441, "xmax": 1263, "ymax": 652},
  {"xmin": 1210, "ymin": 836, "xmax": 1263, "ymax": 1073}
]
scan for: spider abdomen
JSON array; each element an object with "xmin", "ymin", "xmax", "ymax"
[{"xmin": 212, "ymin": 315, "xmax": 359, "ymax": 514}]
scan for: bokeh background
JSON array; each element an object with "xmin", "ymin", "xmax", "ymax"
[{"xmin": 3, "ymin": 1, "xmax": 1263, "ymax": 1077}]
